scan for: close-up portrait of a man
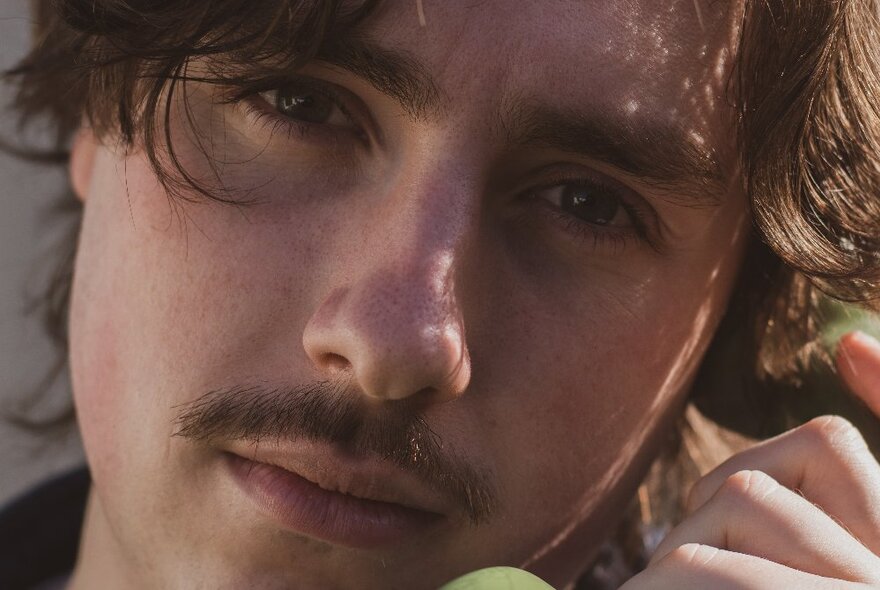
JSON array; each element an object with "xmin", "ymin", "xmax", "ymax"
[{"xmin": 1, "ymin": 0, "xmax": 880, "ymax": 589}]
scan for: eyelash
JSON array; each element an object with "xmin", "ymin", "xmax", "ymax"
[
  {"xmin": 228, "ymin": 77, "xmax": 367, "ymax": 145},
  {"xmin": 527, "ymin": 177, "xmax": 653, "ymax": 253}
]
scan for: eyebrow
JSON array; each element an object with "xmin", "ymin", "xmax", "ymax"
[
  {"xmin": 318, "ymin": 38, "xmax": 443, "ymax": 120},
  {"xmin": 316, "ymin": 39, "xmax": 727, "ymax": 207},
  {"xmin": 500, "ymin": 102, "xmax": 727, "ymax": 207}
]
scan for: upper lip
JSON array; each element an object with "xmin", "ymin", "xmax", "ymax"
[{"xmin": 223, "ymin": 439, "xmax": 453, "ymax": 517}]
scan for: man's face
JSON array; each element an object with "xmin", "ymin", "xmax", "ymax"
[{"xmin": 69, "ymin": 1, "xmax": 748, "ymax": 588}]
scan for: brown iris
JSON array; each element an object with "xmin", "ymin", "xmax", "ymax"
[{"xmin": 560, "ymin": 186, "xmax": 621, "ymax": 225}]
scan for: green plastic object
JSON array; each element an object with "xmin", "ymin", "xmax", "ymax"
[{"xmin": 438, "ymin": 567, "xmax": 555, "ymax": 590}]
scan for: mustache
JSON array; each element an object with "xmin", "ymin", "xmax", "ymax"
[{"xmin": 172, "ymin": 381, "xmax": 497, "ymax": 525}]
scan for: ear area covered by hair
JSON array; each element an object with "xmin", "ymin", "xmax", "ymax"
[{"xmin": 69, "ymin": 128, "xmax": 97, "ymax": 202}]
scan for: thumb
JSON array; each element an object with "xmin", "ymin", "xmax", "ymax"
[{"xmin": 836, "ymin": 331, "xmax": 880, "ymax": 418}]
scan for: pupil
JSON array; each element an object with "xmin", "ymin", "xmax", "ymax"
[
  {"xmin": 277, "ymin": 89, "xmax": 332, "ymax": 124},
  {"xmin": 562, "ymin": 187, "xmax": 620, "ymax": 225}
]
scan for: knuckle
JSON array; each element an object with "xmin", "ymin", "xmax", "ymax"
[
  {"xmin": 718, "ymin": 469, "xmax": 779, "ymax": 506},
  {"xmin": 662, "ymin": 543, "xmax": 722, "ymax": 570},
  {"xmin": 800, "ymin": 415, "xmax": 867, "ymax": 456}
]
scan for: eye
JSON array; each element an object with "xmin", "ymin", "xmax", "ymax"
[
  {"xmin": 538, "ymin": 183, "xmax": 633, "ymax": 227},
  {"xmin": 262, "ymin": 81, "xmax": 354, "ymax": 128}
]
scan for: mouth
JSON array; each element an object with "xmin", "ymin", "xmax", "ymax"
[{"xmin": 222, "ymin": 445, "xmax": 447, "ymax": 549}]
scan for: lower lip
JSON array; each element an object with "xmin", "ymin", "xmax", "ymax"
[{"xmin": 224, "ymin": 453, "xmax": 443, "ymax": 549}]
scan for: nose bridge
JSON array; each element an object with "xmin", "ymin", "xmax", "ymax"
[
  {"xmin": 381, "ymin": 143, "xmax": 483, "ymax": 320},
  {"xmin": 396, "ymin": 143, "xmax": 478, "ymax": 256},
  {"xmin": 371, "ymin": 151, "xmax": 475, "ymax": 326},
  {"xmin": 302, "ymin": 155, "xmax": 478, "ymax": 403}
]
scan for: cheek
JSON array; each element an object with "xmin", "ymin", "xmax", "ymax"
[
  {"xmin": 68, "ymin": 209, "xmax": 131, "ymax": 484},
  {"xmin": 469, "ymin": 244, "xmax": 742, "ymax": 564},
  {"xmin": 66, "ymin": 147, "xmax": 211, "ymax": 484},
  {"xmin": 66, "ymin": 145, "xmax": 328, "ymax": 467},
  {"xmin": 488, "ymin": 311, "xmax": 679, "ymax": 492}
]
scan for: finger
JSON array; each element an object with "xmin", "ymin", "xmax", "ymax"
[
  {"xmin": 837, "ymin": 331, "xmax": 880, "ymax": 418},
  {"xmin": 652, "ymin": 470, "xmax": 880, "ymax": 583},
  {"xmin": 684, "ymin": 415, "xmax": 880, "ymax": 553},
  {"xmin": 622, "ymin": 543, "xmax": 870, "ymax": 590}
]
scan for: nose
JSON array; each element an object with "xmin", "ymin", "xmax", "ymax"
[{"xmin": 302, "ymin": 249, "xmax": 472, "ymax": 404}]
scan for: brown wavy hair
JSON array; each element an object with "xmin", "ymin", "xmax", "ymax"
[{"xmin": 4, "ymin": 0, "xmax": 880, "ymax": 586}]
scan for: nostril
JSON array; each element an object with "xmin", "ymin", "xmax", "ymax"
[{"xmin": 320, "ymin": 352, "xmax": 351, "ymax": 375}]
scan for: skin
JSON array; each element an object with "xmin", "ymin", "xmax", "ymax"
[
  {"xmin": 621, "ymin": 334, "xmax": 880, "ymax": 588},
  {"xmin": 58, "ymin": 0, "xmax": 877, "ymax": 588}
]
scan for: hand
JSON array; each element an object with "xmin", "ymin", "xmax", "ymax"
[{"xmin": 619, "ymin": 331, "xmax": 880, "ymax": 589}]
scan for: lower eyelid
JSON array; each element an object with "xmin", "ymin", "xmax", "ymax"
[
  {"xmin": 529, "ymin": 196, "xmax": 640, "ymax": 252},
  {"xmin": 555, "ymin": 212, "xmax": 637, "ymax": 252}
]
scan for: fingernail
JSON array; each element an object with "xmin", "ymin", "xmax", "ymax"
[{"xmin": 848, "ymin": 330, "xmax": 880, "ymax": 352}]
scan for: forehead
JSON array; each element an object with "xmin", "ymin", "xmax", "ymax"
[
  {"xmin": 363, "ymin": 0, "xmax": 738, "ymax": 121},
  {"xmin": 337, "ymin": 0, "xmax": 743, "ymax": 191}
]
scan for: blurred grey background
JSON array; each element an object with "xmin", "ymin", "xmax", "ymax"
[{"xmin": 0, "ymin": 0, "xmax": 85, "ymax": 505}]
